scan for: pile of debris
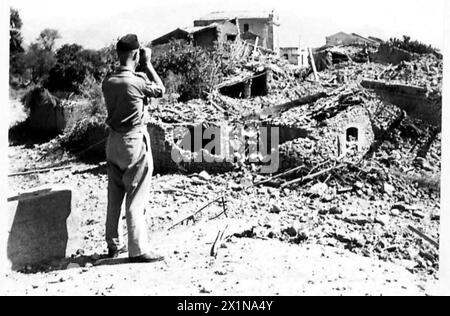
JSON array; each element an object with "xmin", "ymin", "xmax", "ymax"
[{"xmin": 149, "ymin": 45, "xmax": 442, "ymax": 175}]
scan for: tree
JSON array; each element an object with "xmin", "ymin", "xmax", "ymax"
[
  {"xmin": 37, "ymin": 29, "xmax": 61, "ymax": 52},
  {"xmin": 10, "ymin": 8, "xmax": 25, "ymax": 82},
  {"xmin": 153, "ymin": 40, "xmax": 238, "ymax": 101},
  {"xmin": 21, "ymin": 28, "xmax": 62, "ymax": 84},
  {"xmin": 10, "ymin": 8, "xmax": 24, "ymax": 55},
  {"xmin": 23, "ymin": 42, "xmax": 57, "ymax": 84},
  {"xmin": 45, "ymin": 44, "xmax": 110, "ymax": 93}
]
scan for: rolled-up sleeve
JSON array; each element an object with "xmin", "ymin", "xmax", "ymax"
[
  {"xmin": 143, "ymin": 81, "xmax": 163, "ymax": 98},
  {"xmin": 136, "ymin": 73, "xmax": 163, "ymax": 98}
]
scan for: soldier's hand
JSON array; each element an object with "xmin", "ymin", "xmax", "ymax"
[{"xmin": 140, "ymin": 47, "xmax": 152, "ymax": 64}]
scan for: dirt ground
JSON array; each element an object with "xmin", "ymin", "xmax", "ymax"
[{"xmin": 2, "ymin": 101, "xmax": 441, "ymax": 296}]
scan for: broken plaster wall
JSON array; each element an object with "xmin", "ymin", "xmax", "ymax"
[
  {"xmin": 278, "ymin": 106, "xmax": 375, "ymax": 171},
  {"xmin": 316, "ymin": 106, "xmax": 375, "ymax": 159},
  {"xmin": 149, "ymin": 120, "xmax": 312, "ymax": 174},
  {"xmin": 193, "ymin": 28, "xmax": 218, "ymax": 48},
  {"xmin": 361, "ymin": 80, "xmax": 442, "ymax": 128}
]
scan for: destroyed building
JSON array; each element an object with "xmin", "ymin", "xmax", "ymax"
[
  {"xmin": 280, "ymin": 46, "xmax": 309, "ymax": 68},
  {"xmin": 326, "ymin": 32, "xmax": 380, "ymax": 47},
  {"xmin": 194, "ymin": 10, "xmax": 280, "ymax": 52},
  {"xmin": 144, "ymin": 38, "xmax": 442, "ymax": 189},
  {"xmin": 7, "ymin": 16, "xmax": 442, "ymax": 278},
  {"xmin": 151, "ymin": 21, "xmax": 239, "ymax": 50},
  {"xmin": 152, "ymin": 11, "xmax": 281, "ymax": 53}
]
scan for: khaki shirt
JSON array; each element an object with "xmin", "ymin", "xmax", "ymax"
[{"xmin": 102, "ymin": 66, "xmax": 163, "ymax": 134}]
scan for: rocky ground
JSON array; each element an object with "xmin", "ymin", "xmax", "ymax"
[
  {"xmin": 3, "ymin": 48, "xmax": 442, "ymax": 295},
  {"xmin": 3, "ymin": 125, "xmax": 441, "ymax": 296}
]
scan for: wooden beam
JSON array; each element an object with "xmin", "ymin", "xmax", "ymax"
[
  {"xmin": 308, "ymin": 48, "xmax": 319, "ymax": 82},
  {"xmin": 407, "ymin": 225, "xmax": 439, "ymax": 249}
]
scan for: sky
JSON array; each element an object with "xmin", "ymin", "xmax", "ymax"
[{"xmin": 9, "ymin": 0, "xmax": 446, "ymax": 50}]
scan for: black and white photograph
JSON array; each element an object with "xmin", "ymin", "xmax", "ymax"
[{"xmin": 0, "ymin": 0, "xmax": 449, "ymax": 298}]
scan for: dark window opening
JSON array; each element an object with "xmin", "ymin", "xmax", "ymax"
[
  {"xmin": 226, "ymin": 34, "xmax": 237, "ymax": 42},
  {"xmin": 346, "ymin": 127, "xmax": 359, "ymax": 142},
  {"xmin": 251, "ymin": 71, "xmax": 268, "ymax": 97},
  {"xmin": 219, "ymin": 82, "xmax": 248, "ymax": 99},
  {"xmin": 219, "ymin": 71, "xmax": 268, "ymax": 99},
  {"xmin": 283, "ymin": 54, "xmax": 289, "ymax": 60},
  {"xmin": 244, "ymin": 24, "xmax": 250, "ymax": 32}
]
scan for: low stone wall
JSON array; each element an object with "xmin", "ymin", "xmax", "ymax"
[
  {"xmin": 362, "ymin": 80, "xmax": 442, "ymax": 127},
  {"xmin": 6, "ymin": 187, "xmax": 72, "ymax": 270}
]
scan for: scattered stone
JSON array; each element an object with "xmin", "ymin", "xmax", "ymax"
[
  {"xmin": 215, "ymin": 270, "xmax": 227, "ymax": 276},
  {"xmin": 392, "ymin": 204, "xmax": 408, "ymax": 213},
  {"xmin": 198, "ymin": 171, "xmax": 212, "ymax": 181},
  {"xmin": 374, "ymin": 215, "xmax": 390, "ymax": 226},
  {"xmin": 354, "ymin": 182, "xmax": 364, "ymax": 190},
  {"xmin": 309, "ymin": 182, "xmax": 328, "ymax": 197},
  {"xmin": 291, "ymin": 232, "xmax": 308, "ymax": 244},
  {"xmin": 66, "ymin": 263, "xmax": 81, "ymax": 270},
  {"xmin": 431, "ymin": 214, "xmax": 440, "ymax": 221},
  {"xmin": 200, "ymin": 287, "xmax": 212, "ymax": 294},
  {"xmin": 412, "ymin": 210, "xmax": 426, "ymax": 219},
  {"xmin": 343, "ymin": 216, "xmax": 372, "ymax": 226},
  {"xmin": 329, "ymin": 206, "xmax": 343, "ymax": 215},
  {"xmin": 229, "ymin": 182, "xmax": 242, "ymax": 191},
  {"xmin": 383, "ymin": 183, "xmax": 395, "ymax": 196},
  {"xmin": 282, "ymin": 226, "xmax": 298, "ymax": 238},
  {"xmin": 270, "ymin": 204, "xmax": 282, "ymax": 214}
]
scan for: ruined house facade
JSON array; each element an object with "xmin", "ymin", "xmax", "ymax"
[
  {"xmin": 194, "ymin": 11, "xmax": 280, "ymax": 53},
  {"xmin": 280, "ymin": 47, "xmax": 309, "ymax": 68},
  {"xmin": 151, "ymin": 21, "xmax": 239, "ymax": 49},
  {"xmin": 151, "ymin": 11, "xmax": 280, "ymax": 54}
]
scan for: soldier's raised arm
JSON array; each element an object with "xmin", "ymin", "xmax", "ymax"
[{"xmin": 139, "ymin": 47, "xmax": 166, "ymax": 98}]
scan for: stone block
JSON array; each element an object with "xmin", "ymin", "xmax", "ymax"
[{"xmin": 6, "ymin": 187, "xmax": 72, "ymax": 270}]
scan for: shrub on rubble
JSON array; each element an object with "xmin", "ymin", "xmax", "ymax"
[
  {"xmin": 60, "ymin": 114, "xmax": 108, "ymax": 160},
  {"xmin": 152, "ymin": 40, "xmax": 238, "ymax": 101},
  {"xmin": 388, "ymin": 36, "xmax": 438, "ymax": 56},
  {"xmin": 18, "ymin": 77, "xmax": 109, "ymax": 159},
  {"xmin": 58, "ymin": 77, "xmax": 108, "ymax": 159}
]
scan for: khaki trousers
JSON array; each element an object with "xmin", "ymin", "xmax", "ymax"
[{"xmin": 105, "ymin": 127, "xmax": 153, "ymax": 257}]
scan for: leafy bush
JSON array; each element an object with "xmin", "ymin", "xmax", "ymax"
[{"xmin": 152, "ymin": 40, "xmax": 238, "ymax": 101}]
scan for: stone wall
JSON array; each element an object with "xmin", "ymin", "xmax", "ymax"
[
  {"xmin": 316, "ymin": 106, "xmax": 375, "ymax": 159},
  {"xmin": 361, "ymin": 80, "xmax": 441, "ymax": 127},
  {"xmin": 6, "ymin": 187, "xmax": 72, "ymax": 270}
]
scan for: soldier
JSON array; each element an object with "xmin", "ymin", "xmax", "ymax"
[{"xmin": 102, "ymin": 34, "xmax": 166, "ymax": 263}]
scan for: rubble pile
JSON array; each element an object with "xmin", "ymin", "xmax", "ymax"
[{"xmin": 121, "ymin": 43, "xmax": 445, "ymax": 276}]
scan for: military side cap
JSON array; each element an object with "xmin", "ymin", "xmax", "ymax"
[{"xmin": 117, "ymin": 34, "xmax": 140, "ymax": 52}]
